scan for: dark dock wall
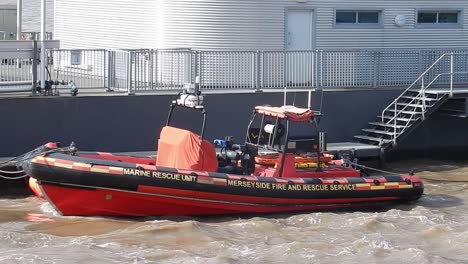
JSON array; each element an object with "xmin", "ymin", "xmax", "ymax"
[{"xmin": 0, "ymin": 90, "xmax": 466, "ymax": 158}]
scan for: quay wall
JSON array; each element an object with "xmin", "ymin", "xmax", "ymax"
[{"xmin": 0, "ymin": 90, "xmax": 467, "ymax": 159}]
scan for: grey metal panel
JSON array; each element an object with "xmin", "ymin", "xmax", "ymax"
[{"xmin": 55, "ymin": 0, "xmax": 468, "ymax": 50}]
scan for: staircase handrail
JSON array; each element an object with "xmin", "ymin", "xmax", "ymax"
[
  {"xmin": 388, "ymin": 70, "xmax": 468, "ymax": 122},
  {"xmin": 424, "ymin": 71, "xmax": 468, "ymax": 90},
  {"xmin": 385, "ymin": 70, "xmax": 468, "ymax": 145},
  {"xmin": 391, "ymin": 93, "xmax": 423, "ymax": 142},
  {"xmin": 381, "ymin": 52, "xmax": 452, "ymax": 122}
]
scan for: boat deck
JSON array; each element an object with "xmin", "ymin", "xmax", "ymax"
[
  {"xmin": 0, "ymin": 142, "xmax": 382, "ymax": 165},
  {"xmin": 120, "ymin": 143, "xmax": 382, "ymax": 160}
]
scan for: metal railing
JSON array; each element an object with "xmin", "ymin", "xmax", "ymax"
[
  {"xmin": 381, "ymin": 52, "xmax": 468, "ymax": 145},
  {"xmin": 50, "ymin": 49, "xmax": 107, "ymax": 90},
  {"xmin": 0, "ymin": 31, "xmax": 53, "ymax": 41},
  {"xmin": 2, "ymin": 47, "xmax": 468, "ymax": 95}
]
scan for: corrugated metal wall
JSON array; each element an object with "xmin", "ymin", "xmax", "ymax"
[
  {"xmin": 21, "ymin": 0, "xmax": 54, "ymax": 32},
  {"xmin": 0, "ymin": 0, "xmax": 16, "ymax": 9},
  {"xmin": 54, "ymin": 0, "xmax": 157, "ymax": 49},
  {"xmin": 55, "ymin": 0, "xmax": 468, "ymax": 50}
]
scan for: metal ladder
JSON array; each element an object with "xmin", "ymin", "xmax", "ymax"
[{"xmin": 354, "ymin": 52, "xmax": 468, "ymax": 150}]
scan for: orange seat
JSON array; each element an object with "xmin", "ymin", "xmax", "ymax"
[{"xmin": 156, "ymin": 126, "xmax": 218, "ymax": 172}]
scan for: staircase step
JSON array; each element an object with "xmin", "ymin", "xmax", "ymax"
[
  {"xmin": 354, "ymin": 135, "xmax": 393, "ymax": 144},
  {"xmin": 408, "ymin": 89, "xmax": 439, "ymax": 95},
  {"xmin": 368, "ymin": 122, "xmax": 406, "ymax": 129},
  {"xmin": 362, "ymin": 129, "xmax": 397, "ymax": 136},
  {"xmin": 396, "ymin": 103, "xmax": 427, "ymax": 108},
  {"xmin": 378, "ymin": 115, "xmax": 419, "ymax": 122},
  {"xmin": 401, "ymin": 96, "xmax": 438, "ymax": 102},
  {"xmin": 385, "ymin": 109, "xmax": 423, "ymax": 115}
]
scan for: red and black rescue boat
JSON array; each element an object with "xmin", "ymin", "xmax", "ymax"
[{"xmin": 23, "ymin": 90, "xmax": 423, "ymax": 216}]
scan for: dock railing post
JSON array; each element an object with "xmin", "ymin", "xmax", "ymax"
[
  {"xmin": 149, "ymin": 49, "xmax": 154, "ymax": 90},
  {"xmin": 251, "ymin": 51, "xmax": 256, "ymax": 89},
  {"xmin": 154, "ymin": 50, "xmax": 159, "ymax": 88},
  {"xmin": 393, "ymin": 102, "xmax": 397, "ymax": 145},
  {"xmin": 126, "ymin": 51, "xmax": 134, "ymax": 95},
  {"xmin": 450, "ymin": 53, "xmax": 454, "ymax": 97},
  {"xmin": 192, "ymin": 50, "xmax": 198, "ymax": 84},
  {"xmin": 283, "ymin": 51, "xmax": 287, "ymax": 89},
  {"xmin": 372, "ymin": 51, "xmax": 378, "ymax": 88},
  {"xmin": 198, "ymin": 51, "xmax": 203, "ymax": 89},
  {"xmin": 255, "ymin": 50, "xmax": 262, "ymax": 92},
  {"xmin": 31, "ymin": 40, "xmax": 37, "ymax": 95},
  {"xmin": 319, "ymin": 50, "xmax": 323, "ymax": 88},
  {"xmin": 103, "ymin": 49, "xmax": 107, "ymax": 90},
  {"xmin": 106, "ymin": 50, "xmax": 113, "ymax": 91}
]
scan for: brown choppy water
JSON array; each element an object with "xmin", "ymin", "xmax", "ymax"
[{"xmin": 1, "ymin": 159, "xmax": 468, "ymax": 264}]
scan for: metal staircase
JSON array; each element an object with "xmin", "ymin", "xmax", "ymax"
[{"xmin": 354, "ymin": 53, "xmax": 468, "ymax": 151}]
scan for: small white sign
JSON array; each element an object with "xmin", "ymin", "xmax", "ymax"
[{"xmin": 70, "ymin": 50, "xmax": 81, "ymax": 65}]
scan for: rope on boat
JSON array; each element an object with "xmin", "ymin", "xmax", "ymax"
[
  {"xmin": 344, "ymin": 159, "xmax": 402, "ymax": 176},
  {"xmin": 0, "ymin": 169, "xmax": 25, "ymax": 174},
  {"xmin": 0, "ymin": 146, "xmax": 45, "ymax": 168},
  {"xmin": 0, "ymin": 174, "xmax": 28, "ymax": 180},
  {"xmin": 346, "ymin": 159, "xmax": 468, "ymax": 182},
  {"xmin": 0, "ymin": 143, "xmax": 77, "ymax": 180},
  {"xmin": 418, "ymin": 178, "xmax": 468, "ymax": 183}
]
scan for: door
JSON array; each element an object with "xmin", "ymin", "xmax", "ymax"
[
  {"xmin": 286, "ymin": 10, "xmax": 312, "ymax": 50},
  {"xmin": 285, "ymin": 10, "xmax": 314, "ymax": 87},
  {"xmin": 0, "ymin": 10, "xmax": 17, "ymax": 39}
]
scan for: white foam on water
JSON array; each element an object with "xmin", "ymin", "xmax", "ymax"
[{"xmin": 38, "ymin": 201, "xmax": 60, "ymax": 217}]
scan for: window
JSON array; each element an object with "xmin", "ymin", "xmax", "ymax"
[
  {"xmin": 336, "ymin": 11, "xmax": 380, "ymax": 24},
  {"xmin": 417, "ymin": 11, "xmax": 459, "ymax": 24},
  {"xmin": 336, "ymin": 12, "xmax": 356, "ymax": 23},
  {"xmin": 358, "ymin": 12, "xmax": 380, "ymax": 23}
]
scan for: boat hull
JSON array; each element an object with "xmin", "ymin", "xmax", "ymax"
[
  {"xmin": 28, "ymin": 153, "xmax": 424, "ymax": 216},
  {"xmin": 39, "ymin": 183, "xmax": 418, "ymax": 216}
]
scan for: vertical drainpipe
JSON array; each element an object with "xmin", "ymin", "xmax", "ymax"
[
  {"xmin": 40, "ymin": 0, "xmax": 46, "ymax": 92},
  {"xmin": 16, "ymin": 0, "xmax": 22, "ymax": 41},
  {"xmin": 17, "ymin": 0, "xmax": 22, "ymax": 69}
]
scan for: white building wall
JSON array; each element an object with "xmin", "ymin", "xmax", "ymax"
[
  {"xmin": 55, "ymin": 0, "xmax": 468, "ymax": 50},
  {"xmin": 54, "ymin": 0, "xmax": 157, "ymax": 49},
  {"xmin": 21, "ymin": 0, "xmax": 54, "ymax": 32},
  {"xmin": 315, "ymin": 0, "xmax": 468, "ymax": 49},
  {"xmin": 0, "ymin": 0, "xmax": 16, "ymax": 9}
]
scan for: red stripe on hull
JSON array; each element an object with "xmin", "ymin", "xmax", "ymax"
[{"xmin": 41, "ymin": 184, "xmax": 402, "ymax": 217}]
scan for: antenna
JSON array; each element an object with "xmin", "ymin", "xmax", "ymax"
[{"xmin": 308, "ymin": 90, "xmax": 312, "ymax": 109}]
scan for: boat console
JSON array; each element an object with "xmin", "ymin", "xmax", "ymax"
[{"xmin": 160, "ymin": 83, "xmax": 357, "ymax": 178}]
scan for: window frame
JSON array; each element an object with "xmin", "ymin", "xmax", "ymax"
[
  {"xmin": 334, "ymin": 9, "xmax": 383, "ymax": 29},
  {"xmin": 416, "ymin": 9, "xmax": 463, "ymax": 28}
]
